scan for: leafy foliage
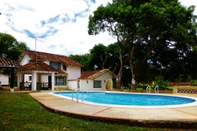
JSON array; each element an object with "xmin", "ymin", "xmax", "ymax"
[
  {"xmin": 88, "ymin": 0, "xmax": 197, "ymax": 88},
  {"xmin": 69, "ymin": 53, "xmax": 91, "ymax": 71},
  {"xmin": 154, "ymin": 76, "xmax": 170, "ymax": 89},
  {"xmin": 0, "ymin": 33, "xmax": 29, "ymax": 60}
]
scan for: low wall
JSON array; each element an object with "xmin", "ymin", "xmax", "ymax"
[
  {"xmin": 129, "ymin": 89, "xmax": 172, "ymax": 94},
  {"xmin": 173, "ymin": 86, "xmax": 197, "ymax": 94},
  {"xmin": 112, "ymin": 89, "xmax": 173, "ymax": 94},
  {"xmin": 113, "ymin": 86, "xmax": 197, "ymax": 94}
]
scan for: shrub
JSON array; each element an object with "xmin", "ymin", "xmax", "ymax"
[
  {"xmin": 136, "ymin": 83, "xmax": 150, "ymax": 90},
  {"xmin": 154, "ymin": 76, "xmax": 170, "ymax": 89},
  {"xmin": 191, "ymin": 79, "xmax": 197, "ymax": 86}
]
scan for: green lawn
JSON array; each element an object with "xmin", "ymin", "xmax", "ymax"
[{"xmin": 0, "ymin": 93, "xmax": 195, "ymax": 131}]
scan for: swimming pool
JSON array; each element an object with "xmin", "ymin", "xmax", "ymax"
[{"xmin": 53, "ymin": 92, "xmax": 197, "ymax": 108}]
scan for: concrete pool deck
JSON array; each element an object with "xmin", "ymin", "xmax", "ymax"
[{"xmin": 29, "ymin": 92, "xmax": 197, "ymax": 128}]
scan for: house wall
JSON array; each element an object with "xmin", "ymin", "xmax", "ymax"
[
  {"xmin": 44, "ymin": 61, "xmax": 49, "ymax": 64},
  {"xmin": 67, "ymin": 66, "xmax": 81, "ymax": 80},
  {"xmin": 80, "ymin": 80, "xmax": 92, "ymax": 91},
  {"xmin": 68, "ymin": 80, "xmax": 78, "ymax": 90},
  {"xmin": 80, "ymin": 72, "xmax": 113, "ymax": 91},
  {"xmin": 41, "ymin": 75, "xmax": 48, "ymax": 82},
  {"xmin": 20, "ymin": 54, "xmax": 31, "ymax": 65},
  {"xmin": 44, "ymin": 61, "xmax": 81, "ymax": 81},
  {"xmin": 0, "ymin": 74, "xmax": 9, "ymax": 85},
  {"xmin": 24, "ymin": 74, "xmax": 32, "ymax": 82}
]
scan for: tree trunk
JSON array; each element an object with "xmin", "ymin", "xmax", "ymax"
[
  {"xmin": 130, "ymin": 61, "xmax": 136, "ymax": 89},
  {"xmin": 131, "ymin": 73, "xmax": 136, "ymax": 90},
  {"xmin": 129, "ymin": 46, "xmax": 136, "ymax": 90},
  {"xmin": 116, "ymin": 47, "xmax": 124, "ymax": 89}
]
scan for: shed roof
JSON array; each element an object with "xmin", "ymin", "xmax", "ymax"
[{"xmin": 79, "ymin": 69, "xmax": 116, "ymax": 80}]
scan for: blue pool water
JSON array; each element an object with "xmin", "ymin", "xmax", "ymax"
[{"xmin": 53, "ymin": 92, "xmax": 197, "ymax": 107}]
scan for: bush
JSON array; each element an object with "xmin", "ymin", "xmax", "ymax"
[
  {"xmin": 136, "ymin": 83, "xmax": 150, "ymax": 90},
  {"xmin": 154, "ymin": 76, "xmax": 170, "ymax": 89},
  {"xmin": 191, "ymin": 79, "xmax": 197, "ymax": 86}
]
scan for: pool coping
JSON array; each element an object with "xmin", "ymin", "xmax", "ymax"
[
  {"xmin": 29, "ymin": 92, "xmax": 197, "ymax": 129},
  {"xmin": 52, "ymin": 91, "xmax": 197, "ymax": 109}
]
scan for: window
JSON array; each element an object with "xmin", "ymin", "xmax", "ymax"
[
  {"xmin": 55, "ymin": 76, "xmax": 67, "ymax": 85},
  {"xmin": 50, "ymin": 62, "xmax": 61, "ymax": 69},
  {"xmin": 29, "ymin": 76, "xmax": 32, "ymax": 81},
  {"xmin": 93, "ymin": 80, "xmax": 102, "ymax": 88},
  {"xmin": 63, "ymin": 65, "xmax": 67, "ymax": 71}
]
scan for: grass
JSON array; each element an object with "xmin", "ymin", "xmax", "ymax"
[
  {"xmin": 0, "ymin": 92, "xmax": 195, "ymax": 131},
  {"xmin": 0, "ymin": 86, "xmax": 20, "ymax": 91}
]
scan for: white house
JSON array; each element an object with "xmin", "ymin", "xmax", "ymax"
[
  {"xmin": 0, "ymin": 74, "xmax": 9, "ymax": 85},
  {"xmin": 17, "ymin": 50, "xmax": 83, "ymax": 91},
  {"xmin": 79, "ymin": 69, "xmax": 116, "ymax": 91},
  {"xmin": 17, "ymin": 50, "xmax": 116, "ymax": 92}
]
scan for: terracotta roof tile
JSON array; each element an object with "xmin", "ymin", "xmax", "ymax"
[
  {"xmin": 79, "ymin": 69, "xmax": 116, "ymax": 80},
  {"xmin": 16, "ymin": 61, "xmax": 67, "ymax": 75},
  {"xmin": 0, "ymin": 55, "xmax": 20, "ymax": 68},
  {"xmin": 19, "ymin": 50, "xmax": 83, "ymax": 67}
]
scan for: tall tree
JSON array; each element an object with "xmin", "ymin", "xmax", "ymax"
[
  {"xmin": 88, "ymin": 2, "xmax": 133, "ymax": 89},
  {"xmin": 0, "ymin": 33, "xmax": 29, "ymax": 60},
  {"xmin": 88, "ymin": 0, "xmax": 197, "ymax": 89},
  {"xmin": 69, "ymin": 53, "xmax": 90, "ymax": 71},
  {"xmin": 0, "ymin": 33, "xmax": 17, "ymax": 59},
  {"xmin": 69, "ymin": 43, "xmax": 120, "ymax": 73},
  {"xmin": 89, "ymin": 44, "xmax": 108, "ymax": 69},
  {"xmin": 106, "ymin": 42, "xmax": 120, "ymax": 73}
]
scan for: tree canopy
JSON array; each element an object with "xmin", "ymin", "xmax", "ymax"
[
  {"xmin": 88, "ymin": 0, "xmax": 197, "ymax": 89},
  {"xmin": 0, "ymin": 33, "xmax": 29, "ymax": 61}
]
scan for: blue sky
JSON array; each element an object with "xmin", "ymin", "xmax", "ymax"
[{"xmin": 0, "ymin": 0, "xmax": 196, "ymax": 56}]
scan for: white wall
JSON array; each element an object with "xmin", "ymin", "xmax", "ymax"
[
  {"xmin": 24, "ymin": 74, "xmax": 32, "ymax": 82},
  {"xmin": 0, "ymin": 74, "xmax": 9, "ymax": 85},
  {"xmin": 68, "ymin": 80, "xmax": 78, "ymax": 90},
  {"xmin": 81, "ymin": 80, "xmax": 105, "ymax": 91},
  {"xmin": 80, "ymin": 72, "xmax": 113, "ymax": 91},
  {"xmin": 67, "ymin": 66, "xmax": 81, "ymax": 79},
  {"xmin": 20, "ymin": 54, "xmax": 31, "ymax": 65},
  {"xmin": 44, "ymin": 61, "xmax": 49, "ymax": 64},
  {"xmin": 41, "ymin": 75, "xmax": 48, "ymax": 82}
]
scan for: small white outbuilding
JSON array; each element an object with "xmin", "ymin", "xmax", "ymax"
[{"xmin": 79, "ymin": 69, "xmax": 116, "ymax": 91}]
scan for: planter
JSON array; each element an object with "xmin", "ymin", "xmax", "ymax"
[{"xmin": 10, "ymin": 88, "xmax": 14, "ymax": 92}]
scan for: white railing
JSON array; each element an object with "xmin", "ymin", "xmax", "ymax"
[
  {"xmin": 154, "ymin": 85, "xmax": 159, "ymax": 93},
  {"xmin": 72, "ymin": 88, "xmax": 88, "ymax": 103},
  {"xmin": 146, "ymin": 85, "xmax": 151, "ymax": 93},
  {"xmin": 146, "ymin": 85, "xmax": 159, "ymax": 93}
]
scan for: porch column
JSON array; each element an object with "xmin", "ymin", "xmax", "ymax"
[
  {"xmin": 17, "ymin": 73, "xmax": 21, "ymax": 89},
  {"xmin": 51, "ymin": 72, "xmax": 55, "ymax": 91},
  {"xmin": 32, "ymin": 71, "xmax": 37, "ymax": 91},
  {"xmin": 10, "ymin": 67, "xmax": 14, "ymax": 90}
]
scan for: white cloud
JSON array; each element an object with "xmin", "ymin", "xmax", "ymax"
[
  {"xmin": 0, "ymin": 0, "xmax": 115, "ymax": 56},
  {"xmin": 0, "ymin": 0, "xmax": 196, "ymax": 56}
]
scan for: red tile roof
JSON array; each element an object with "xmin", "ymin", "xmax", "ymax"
[
  {"xmin": 79, "ymin": 69, "xmax": 116, "ymax": 80},
  {"xmin": 19, "ymin": 50, "xmax": 83, "ymax": 67},
  {"xmin": 0, "ymin": 55, "xmax": 20, "ymax": 68},
  {"xmin": 16, "ymin": 61, "xmax": 67, "ymax": 75}
]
